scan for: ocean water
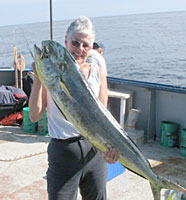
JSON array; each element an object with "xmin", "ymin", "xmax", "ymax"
[{"xmin": 0, "ymin": 11, "xmax": 186, "ymax": 87}]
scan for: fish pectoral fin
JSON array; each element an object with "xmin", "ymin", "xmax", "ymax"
[{"xmin": 59, "ymin": 81, "xmax": 72, "ymax": 100}]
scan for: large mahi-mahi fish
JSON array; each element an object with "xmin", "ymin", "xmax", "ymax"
[{"xmin": 34, "ymin": 40, "xmax": 186, "ymax": 200}]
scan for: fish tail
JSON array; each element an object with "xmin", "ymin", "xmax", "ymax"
[
  {"xmin": 150, "ymin": 176, "xmax": 186, "ymax": 200},
  {"xmin": 150, "ymin": 182, "xmax": 161, "ymax": 200}
]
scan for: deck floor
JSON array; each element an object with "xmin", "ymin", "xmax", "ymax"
[{"xmin": 0, "ymin": 125, "xmax": 186, "ymax": 200}]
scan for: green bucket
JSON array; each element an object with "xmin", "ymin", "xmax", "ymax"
[
  {"xmin": 160, "ymin": 121, "xmax": 179, "ymax": 147},
  {"xmin": 37, "ymin": 111, "xmax": 48, "ymax": 136},
  {"xmin": 180, "ymin": 147, "xmax": 186, "ymax": 157},
  {"xmin": 23, "ymin": 107, "xmax": 37, "ymax": 133},
  {"xmin": 180, "ymin": 128, "xmax": 186, "ymax": 147},
  {"xmin": 180, "ymin": 128, "xmax": 186, "ymax": 157}
]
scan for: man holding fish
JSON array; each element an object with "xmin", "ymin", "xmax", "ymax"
[{"xmin": 29, "ymin": 16, "xmax": 118, "ymax": 200}]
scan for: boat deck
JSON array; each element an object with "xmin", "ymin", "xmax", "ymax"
[{"xmin": 0, "ymin": 125, "xmax": 186, "ymax": 200}]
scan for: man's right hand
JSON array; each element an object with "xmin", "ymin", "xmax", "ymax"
[
  {"xmin": 32, "ymin": 62, "xmax": 40, "ymax": 82},
  {"xmin": 32, "ymin": 62, "xmax": 37, "ymax": 75}
]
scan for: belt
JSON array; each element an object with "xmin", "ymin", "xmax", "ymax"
[
  {"xmin": 52, "ymin": 136, "xmax": 85, "ymax": 143},
  {"xmin": 52, "ymin": 136, "xmax": 98, "ymax": 163}
]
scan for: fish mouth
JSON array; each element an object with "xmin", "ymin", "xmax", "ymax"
[
  {"xmin": 40, "ymin": 48, "xmax": 45, "ymax": 59},
  {"xmin": 34, "ymin": 40, "xmax": 51, "ymax": 60},
  {"xmin": 34, "ymin": 43, "xmax": 50, "ymax": 60}
]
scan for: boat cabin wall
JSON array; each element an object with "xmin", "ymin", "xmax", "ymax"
[
  {"xmin": 0, "ymin": 70, "xmax": 31, "ymax": 86},
  {"xmin": 107, "ymin": 77, "xmax": 186, "ymax": 145}
]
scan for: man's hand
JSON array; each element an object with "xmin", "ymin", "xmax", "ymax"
[
  {"xmin": 102, "ymin": 148, "xmax": 119, "ymax": 164},
  {"xmin": 32, "ymin": 62, "xmax": 41, "ymax": 82},
  {"xmin": 32, "ymin": 62, "xmax": 37, "ymax": 75}
]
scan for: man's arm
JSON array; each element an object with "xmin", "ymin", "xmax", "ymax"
[
  {"xmin": 29, "ymin": 63, "xmax": 47, "ymax": 122},
  {"xmin": 98, "ymin": 67, "xmax": 108, "ymax": 107}
]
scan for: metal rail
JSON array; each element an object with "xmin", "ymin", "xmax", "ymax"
[{"xmin": 108, "ymin": 76, "xmax": 186, "ymax": 94}]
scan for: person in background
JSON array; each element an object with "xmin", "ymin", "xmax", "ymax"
[
  {"xmin": 93, "ymin": 42, "xmax": 105, "ymax": 55},
  {"xmin": 87, "ymin": 41, "xmax": 107, "ymax": 76},
  {"xmin": 29, "ymin": 16, "xmax": 118, "ymax": 200}
]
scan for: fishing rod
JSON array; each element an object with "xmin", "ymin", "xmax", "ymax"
[
  {"xmin": 18, "ymin": 26, "xmax": 34, "ymax": 59},
  {"xmin": 18, "ymin": 0, "xmax": 53, "ymax": 58}
]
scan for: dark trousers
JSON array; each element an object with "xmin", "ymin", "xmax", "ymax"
[{"xmin": 47, "ymin": 137, "xmax": 107, "ymax": 200}]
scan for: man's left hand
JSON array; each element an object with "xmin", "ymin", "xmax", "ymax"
[{"xmin": 102, "ymin": 148, "xmax": 119, "ymax": 164}]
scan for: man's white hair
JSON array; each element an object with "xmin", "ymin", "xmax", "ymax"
[{"xmin": 66, "ymin": 16, "xmax": 95, "ymax": 45}]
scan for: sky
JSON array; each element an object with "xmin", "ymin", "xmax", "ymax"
[{"xmin": 0, "ymin": 0, "xmax": 186, "ymax": 26}]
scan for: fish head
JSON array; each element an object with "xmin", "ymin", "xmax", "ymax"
[{"xmin": 34, "ymin": 40, "xmax": 75, "ymax": 87}]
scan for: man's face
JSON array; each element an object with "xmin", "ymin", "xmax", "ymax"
[{"xmin": 65, "ymin": 32, "xmax": 92, "ymax": 65}]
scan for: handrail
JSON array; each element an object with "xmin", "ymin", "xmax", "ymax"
[{"xmin": 107, "ymin": 76, "xmax": 186, "ymax": 94}]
